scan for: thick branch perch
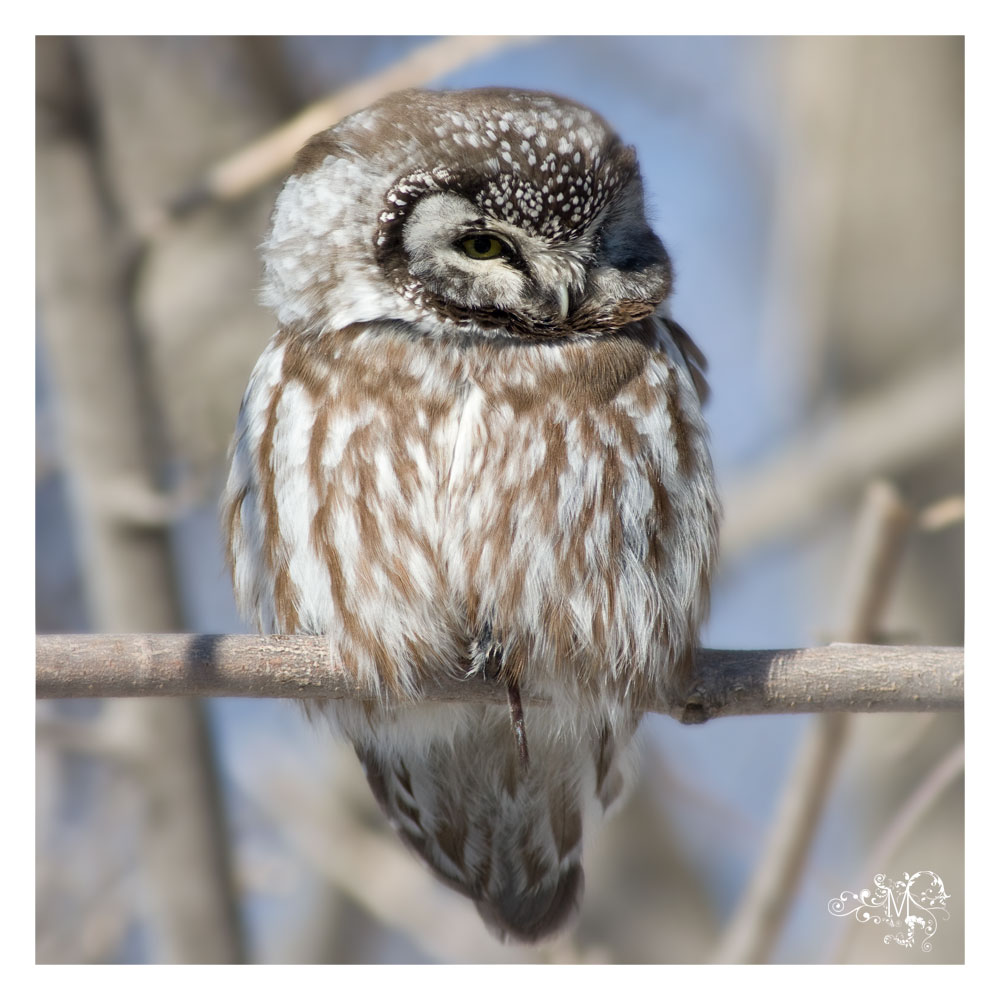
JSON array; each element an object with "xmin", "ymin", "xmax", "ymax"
[{"xmin": 36, "ymin": 635, "xmax": 963, "ymax": 720}]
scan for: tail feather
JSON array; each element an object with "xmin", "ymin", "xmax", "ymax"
[{"xmin": 354, "ymin": 705, "xmax": 631, "ymax": 943}]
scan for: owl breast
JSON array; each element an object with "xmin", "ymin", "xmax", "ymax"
[{"xmin": 224, "ymin": 317, "xmax": 716, "ymax": 711}]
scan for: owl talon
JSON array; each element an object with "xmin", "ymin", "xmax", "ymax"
[
  {"xmin": 469, "ymin": 622, "xmax": 504, "ymax": 681},
  {"xmin": 507, "ymin": 680, "xmax": 530, "ymax": 770},
  {"xmin": 469, "ymin": 625, "xmax": 528, "ymax": 767}
]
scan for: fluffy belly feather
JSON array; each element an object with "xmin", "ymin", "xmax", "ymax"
[{"xmin": 224, "ymin": 321, "xmax": 717, "ymax": 707}]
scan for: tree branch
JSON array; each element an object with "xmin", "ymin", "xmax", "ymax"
[{"xmin": 35, "ymin": 635, "xmax": 963, "ymax": 720}]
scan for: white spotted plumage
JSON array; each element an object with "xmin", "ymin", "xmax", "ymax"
[{"xmin": 223, "ymin": 87, "xmax": 719, "ymax": 942}]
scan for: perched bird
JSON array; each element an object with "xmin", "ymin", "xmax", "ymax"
[{"xmin": 223, "ymin": 88, "xmax": 719, "ymax": 942}]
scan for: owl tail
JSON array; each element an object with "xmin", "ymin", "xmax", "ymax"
[{"xmin": 354, "ymin": 705, "xmax": 632, "ymax": 943}]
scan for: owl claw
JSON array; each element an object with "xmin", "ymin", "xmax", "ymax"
[
  {"xmin": 468, "ymin": 625, "xmax": 530, "ymax": 768},
  {"xmin": 507, "ymin": 680, "xmax": 530, "ymax": 771},
  {"xmin": 468, "ymin": 622, "xmax": 504, "ymax": 681}
]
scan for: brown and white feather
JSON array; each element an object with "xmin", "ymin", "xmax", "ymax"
[{"xmin": 222, "ymin": 87, "xmax": 719, "ymax": 942}]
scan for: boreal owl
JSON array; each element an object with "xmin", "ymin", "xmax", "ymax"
[{"xmin": 223, "ymin": 87, "xmax": 719, "ymax": 943}]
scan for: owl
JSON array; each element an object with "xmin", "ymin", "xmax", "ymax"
[{"xmin": 223, "ymin": 88, "xmax": 719, "ymax": 943}]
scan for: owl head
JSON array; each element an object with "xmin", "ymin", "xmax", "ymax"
[{"xmin": 262, "ymin": 88, "xmax": 673, "ymax": 339}]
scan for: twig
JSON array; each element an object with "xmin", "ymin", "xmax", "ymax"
[
  {"xmin": 917, "ymin": 495, "xmax": 964, "ymax": 533},
  {"xmin": 139, "ymin": 35, "xmax": 535, "ymax": 235},
  {"xmin": 832, "ymin": 480, "xmax": 914, "ymax": 644},
  {"xmin": 711, "ymin": 713, "xmax": 852, "ymax": 965},
  {"xmin": 36, "ymin": 634, "xmax": 963, "ymax": 718},
  {"xmin": 864, "ymin": 741, "xmax": 965, "ymax": 876},
  {"xmin": 712, "ymin": 480, "xmax": 914, "ymax": 963}
]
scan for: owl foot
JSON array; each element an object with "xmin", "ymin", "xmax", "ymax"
[
  {"xmin": 468, "ymin": 621, "xmax": 504, "ymax": 681},
  {"xmin": 469, "ymin": 623, "xmax": 530, "ymax": 769},
  {"xmin": 506, "ymin": 679, "xmax": 530, "ymax": 771}
]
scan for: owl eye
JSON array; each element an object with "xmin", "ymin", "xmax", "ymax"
[{"xmin": 458, "ymin": 234, "xmax": 510, "ymax": 260}]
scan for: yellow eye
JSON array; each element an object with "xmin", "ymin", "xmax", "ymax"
[{"xmin": 460, "ymin": 234, "xmax": 507, "ymax": 260}]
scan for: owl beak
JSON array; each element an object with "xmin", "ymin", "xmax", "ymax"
[{"xmin": 555, "ymin": 284, "xmax": 570, "ymax": 321}]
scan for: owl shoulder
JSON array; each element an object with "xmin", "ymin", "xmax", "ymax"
[{"xmin": 651, "ymin": 311, "xmax": 710, "ymax": 405}]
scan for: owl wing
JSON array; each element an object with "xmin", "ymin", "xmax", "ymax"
[
  {"xmin": 654, "ymin": 307, "xmax": 710, "ymax": 405},
  {"xmin": 354, "ymin": 705, "xmax": 636, "ymax": 943},
  {"xmin": 222, "ymin": 331, "xmax": 291, "ymax": 634}
]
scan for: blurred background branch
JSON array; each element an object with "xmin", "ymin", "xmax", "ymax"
[
  {"xmin": 720, "ymin": 356, "xmax": 963, "ymax": 560},
  {"xmin": 140, "ymin": 35, "xmax": 536, "ymax": 235},
  {"xmin": 36, "ymin": 36, "xmax": 246, "ymax": 964},
  {"xmin": 713, "ymin": 479, "xmax": 914, "ymax": 963}
]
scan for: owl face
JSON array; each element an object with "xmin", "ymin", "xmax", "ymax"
[
  {"xmin": 262, "ymin": 88, "xmax": 673, "ymax": 340},
  {"xmin": 400, "ymin": 190, "xmax": 590, "ymax": 325}
]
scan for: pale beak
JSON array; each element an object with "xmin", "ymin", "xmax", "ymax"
[{"xmin": 555, "ymin": 284, "xmax": 570, "ymax": 321}]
